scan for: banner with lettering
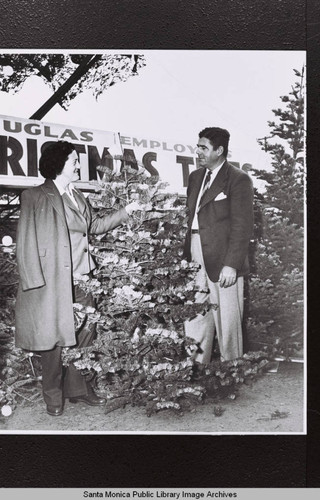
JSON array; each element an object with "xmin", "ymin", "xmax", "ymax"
[
  {"xmin": 119, "ymin": 133, "xmax": 199, "ymax": 193},
  {"xmin": 0, "ymin": 115, "xmax": 252, "ymax": 194},
  {"xmin": 0, "ymin": 115, "xmax": 122, "ymax": 190}
]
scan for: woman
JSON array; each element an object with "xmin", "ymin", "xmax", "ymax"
[{"xmin": 15, "ymin": 140, "xmax": 140, "ymax": 416}]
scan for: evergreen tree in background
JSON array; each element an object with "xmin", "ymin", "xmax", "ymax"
[
  {"xmin": 253, "ymin": 67, "xmax": 304, "ymax": 228},
  {"xmin": 248, "ymin": 67, "xmax": 305, "ymax": 357}
]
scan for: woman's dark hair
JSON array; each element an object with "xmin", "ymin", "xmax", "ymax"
[
  {"xmin": 199, "ymin": 127, "xmax": 230, "ymax": 158},
  {"xmin": 39, "ymin": 141, "xmax": 76, "ymax": 179}
]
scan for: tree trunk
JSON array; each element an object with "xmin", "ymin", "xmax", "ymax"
[{"xmin": 29, "ymin": 54, "xmax": 102, "ymax": 120}]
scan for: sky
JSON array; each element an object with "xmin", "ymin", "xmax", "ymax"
[{"xmin": 0, "ymin": 50, "xmax": 305, "ymax": 177}]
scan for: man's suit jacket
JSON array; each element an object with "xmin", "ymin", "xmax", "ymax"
[
  {"xmin": 183, "ymin": 161, "xmax": 254, "ymax": 283},
  {"xmin": 15, "ymin": 179, "xmax": 128, "ymax": 351}
]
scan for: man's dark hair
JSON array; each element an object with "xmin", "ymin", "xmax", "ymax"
[
  {"xmin": 39, "ymin": 141, "xmax": 76, "ymax": 179},
  {"xmin": 199, "ymin": 127, "xmax": 230, "ymax": 158}
]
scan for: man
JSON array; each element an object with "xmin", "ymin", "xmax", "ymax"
[
  {"xmin": 15, "ymin": 141, "xmax": 139, "ymax": 416},
  {"xmin": 183, "ymin": 127, "xmax": 253, "ymax": 362}
]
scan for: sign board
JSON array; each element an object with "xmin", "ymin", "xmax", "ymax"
[
  {"xmin": 119, "ymin": 134, "xmax": 199, "ymax": 193},
  {"xmin": 0, "ymin": 115, "xmax": 251, "ymax": 194},
  {"xmin": 0, "ymin": 115, "xmax": 122, "ymax": 191}
]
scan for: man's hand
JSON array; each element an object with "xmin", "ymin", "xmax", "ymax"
[
  {"xmin": 218, "ymin": 266, "xmax": 237, "ymax": 288},
  {"xmin": 125, "ymin": 201, "xmax": 141, "ymax": 215}
]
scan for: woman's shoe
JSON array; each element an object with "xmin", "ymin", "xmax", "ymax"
[{"xmin": 46, "ymin": 404, "xmax": 64, "ymax": 416}]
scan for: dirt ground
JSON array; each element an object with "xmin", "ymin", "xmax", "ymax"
[
  {"xmin": 0, "ymin": 361, "xmax": 304, "ymax": 434},
  {"xmin": 0, "ymin": 362, "xmax": 305, "ymax": 434}
]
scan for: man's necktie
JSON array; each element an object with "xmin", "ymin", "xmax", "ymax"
[{"xmin": 197, "ymin": 169, "xmax": 212, "ymax": 212}]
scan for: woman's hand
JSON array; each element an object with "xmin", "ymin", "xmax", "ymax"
[{"xmin": 125, "ymin": 201, "xmax": 142, "ymax": 215}]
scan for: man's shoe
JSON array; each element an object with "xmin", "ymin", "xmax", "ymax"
[
  {"xmin": 69, "ymin": 393, "xmax": 105, "ymax": 406},
  {"xmin": 46, "ymin": 404, "xmax": 64, "ymax": 416}
]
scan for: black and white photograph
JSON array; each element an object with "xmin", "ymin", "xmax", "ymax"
[{"xmin": 0, "ymin": 49, "xmax": 306, "ymax": 435}]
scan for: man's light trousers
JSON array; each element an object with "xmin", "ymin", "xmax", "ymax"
[{"xmin": 185, "ymin": 233, "xmax": 244, "ymax": 362}]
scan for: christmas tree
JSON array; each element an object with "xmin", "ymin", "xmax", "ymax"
[
  {"xmin": 62, "ymin": 161, "xmax": 269, "ymax": 415},
  {"xmin": 61, "ymin": 162, "xmax": 209, "ymax": 415}
]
